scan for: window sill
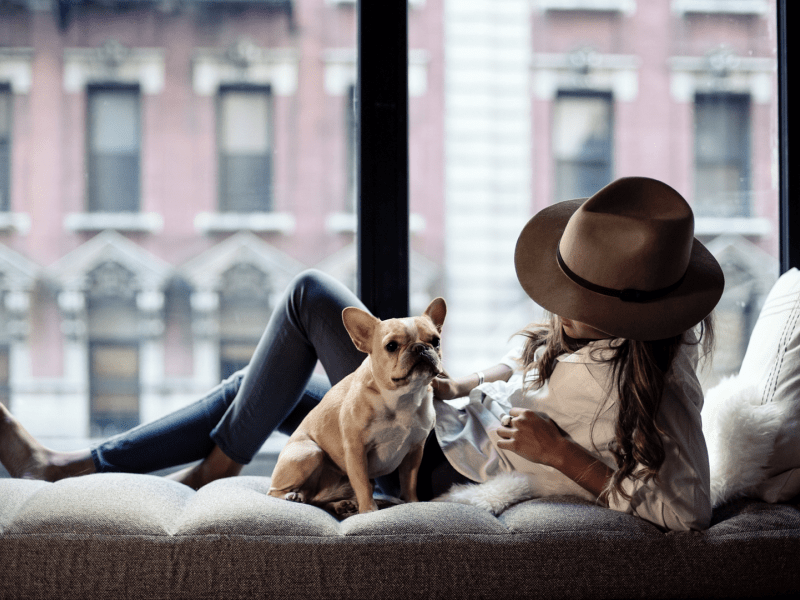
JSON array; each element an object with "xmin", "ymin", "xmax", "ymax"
[
  {"xmin": 0, "ymin": 212, "xmax": 32, "ymax": 234},
  {"xmin": 534, "ymin": 0, "xmax": 637, "ymax": 14},
  {"xmin": 694, "ymin": 217, "xmax": 772, "ymax": 237},
  {"xmin": 195, "ymin": 212, "xmax": 296, "ymax": 234},
  {"xmin": 326, "ymin": 212, "xmax": 426, "ymax": 234},
  {"xmin": 64, "ymin": 212, "xmax": 164, "ymax": 233},
  {"xmin": 671, "ymin": 0, "xmax": 770, "ymax": 16}
]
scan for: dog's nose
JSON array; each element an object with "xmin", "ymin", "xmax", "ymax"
[{"xmin": 411, "ymin": 343, "xmax": 428, "ymax": 355}]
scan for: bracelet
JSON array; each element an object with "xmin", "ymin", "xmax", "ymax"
[{"xmin": 475, "ymin": 371, "xmax": 485, "ymax": 386}]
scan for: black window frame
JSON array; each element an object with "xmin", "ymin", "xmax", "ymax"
[{"xmin": 778, "ymin": 0, "xmax": 798, "ymax": 273}]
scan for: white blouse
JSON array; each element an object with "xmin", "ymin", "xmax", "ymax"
[{"xmin": 434, "ymin": 338, "xmax": 712, "ymax": 531}]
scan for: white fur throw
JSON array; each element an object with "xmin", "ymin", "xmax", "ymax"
[
  {"xmin": 432, "ymin": 472, "xmax": 537, "ymax": 515},
  {"xmin": 702, "ymin": 374, "xmax": 788, "ymax": 507}
]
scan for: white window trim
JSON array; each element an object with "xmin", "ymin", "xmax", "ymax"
[
  {"xmin": 531, "ymin": 51, "xmax": 640, "ymax": 102},
  {"xmin": 326, "ymin": 212, "xmax": 426, "ymax": 234},
  {"xmin": 0, "ymin": 213, "xmax": 31, "ymax": 234},
  {"xmin": 326, "ymin": 0, "xmax": 426, "ymax": 7},
  {"xmin": 0, "ymin": 48, "xmax": 35, "ymax": 94},
  {"xmin": 64, "ymin": 212, "xmax": 164, "ymax": 233},
  {"xmin": 533, "ymin": 0, "xmax": 636, "ymax": 15},
  {"xmin": 695, "ymin": 217, "xmax": 772, "ymax": 238},
  {"xmin": 63, "ymin": 42, "xmax": 165, "ymax": 94},
  {"xmin": 192, "ymin": 43, "xmax": 299, "ymax": 97},
  {"xmin": 669, "ymin": 52, "xmax": 775, "ymax": 103},
  {"xmin": 194, "ymin": 211, "xmax": 296, "ymax": 234},
  {"xmin": 323, "ymin": 49, "xmax": 430, "ymax": 97},
  {"xmin": 671, "ymin": 0, "xmax": 770, "ymax": 16}
]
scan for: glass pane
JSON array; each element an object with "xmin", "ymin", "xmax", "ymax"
[
  {"xmin": 220, "ymin": 90, "xmax": 270, "ymax": 153},
  {"xmin": 0, "ymin": 2, "xmax": 356, "ymax": 461},
  {"xmin": 88, "ymin": 88, "xmax": 141, "ymax": 211},
  {"xmin": 423, "ymin": 1, "xmax": 779, "ymax": 392},
  {"xmin": 89, "ymin": 89, "xmax": 140, "ymax": 153},
  {"xmin": 91, "ymin": 345, "xmax": 139, "ymax": 379}
]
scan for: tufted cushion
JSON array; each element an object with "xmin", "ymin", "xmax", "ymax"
[{"xmin": 2, "ymin": 474, "xmax": 799, "ymax": 599}]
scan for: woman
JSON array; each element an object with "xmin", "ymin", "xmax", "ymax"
[{"xmin": 0, "ymin": 176, "xmax": 723, "ymax": 531}]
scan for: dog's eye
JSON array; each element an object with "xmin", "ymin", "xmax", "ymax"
[
  {"xmin": 431, "ymin": 337, "xmax": 440, "ymax": 348},
  {"xmin": 385, "ymin": 341, "xmax": 399, "ymax": 353}
]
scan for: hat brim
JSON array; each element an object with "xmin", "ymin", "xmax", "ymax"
[{"xmin": 514, "ymin": 199, "xmax": 725, "ymax": 341}]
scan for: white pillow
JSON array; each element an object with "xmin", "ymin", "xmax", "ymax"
[{"xmin": 704, "ymin": 267, "xmax": 800, "ymax": 505}]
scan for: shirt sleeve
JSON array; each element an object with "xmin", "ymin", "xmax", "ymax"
[
  {"xmin": 498, "ymin": 345, "xmax": 524, "ymax": 371},
  {"xmin": 606, "ymin": 345, "xmax": 712, "ymax": 531}
]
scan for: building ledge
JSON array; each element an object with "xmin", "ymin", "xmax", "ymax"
[
  {"xmin": 672, "ymin": 0, "xmax": 770, "ymax": 15},
  {"xmin": 0, "ymin": 212, "xmax": 32, "ymax": 234},
  {"xmin": 64, "ymin": 212, "xmax": 164, "ymax": 233},
  {"xmin": 534, "ymin": 0, "xmax": 636, "ymax": 14},
  {"xmin": 195, "ymin": 211, "xmax": 296, "ymax": 234},
  {"xmin": 695, "ymin": 216, "xmax": 772, "ymax": 238}
]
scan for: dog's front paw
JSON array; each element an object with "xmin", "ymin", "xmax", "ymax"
[
  {"xmin": 284, "ymin": 491, "xmax": 306, "ymax": 503},
  {"xmin": 330, "ymin": 499, "xmax": 359, "ymax": 518}
]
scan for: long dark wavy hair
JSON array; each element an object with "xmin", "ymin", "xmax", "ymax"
[{"xmin": 515, "ymin": 313, "xmax": 714, "ymax": 504}]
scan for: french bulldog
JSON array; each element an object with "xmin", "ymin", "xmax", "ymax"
[{"xmin": 267, "ymin": 298, "xmax": 446, "ymax": 517}]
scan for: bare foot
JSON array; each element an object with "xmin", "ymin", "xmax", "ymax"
[
  {"xmin": 0, "ymin": 403, "xmax": 95, "ymax": 481},
  {"xmin": 165, "ymin": 445, "xmax": 243, "ymax": 490}
]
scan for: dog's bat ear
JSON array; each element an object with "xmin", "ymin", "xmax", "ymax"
[
  {"xmin": 342, "ymin": 307, "xmax": 380, "ymax": 353},
  {"xmin": 423, "ymin": 297, "xmax": 446, "ymax": 332}
]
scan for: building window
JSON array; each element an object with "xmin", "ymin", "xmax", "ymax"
[
  {"xmin": 218, "ymin": 87, "xmax": 273, "ymax": 212},
  {"xmin": 694, "ymin": 93, "xmax": 751, "ymax": 218},
  {"xmin": 0, "ymin": 345, "xmax": 9, "ymax": 408},
  {"xmin": 552, "ymin": 91, "xmax": 613, "ymax": 203},
  {"xmin": 87, "ymin": 86, "xmax": 141, "ymax": 212},
  {"xmin": 1, "ymin": 86, "xmax": 11, "ymax": 212},
  {"xmin": 89, "ymin": 342, "xmax": 140, "ymax": 437}
]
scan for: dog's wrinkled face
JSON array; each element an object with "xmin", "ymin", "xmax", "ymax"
[
  {"xmin": 377, "ymin": 317, "xmax": 443, "ymax": 389},
  {"xmin": 342, "ymin": 298, "xmax": 446, "ymax": 391}
]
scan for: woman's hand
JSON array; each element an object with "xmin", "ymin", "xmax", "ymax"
[
  {"xmin": 495, "ymin": 408, "xmax": 565, "ymax": 468},
  {"xmin": 496, "ymin": 407, "xmax": 614, "ymax": 499},
  {"xmin": 432, "ymin": 373, "xmax": 461, "ymax": 400}
]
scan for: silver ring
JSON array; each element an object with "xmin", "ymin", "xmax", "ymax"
[{"xmin": 501, "ymin": 414, "xmax": 512, "ymax": 427}]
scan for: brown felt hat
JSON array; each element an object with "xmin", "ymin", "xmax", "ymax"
[{"xmin": 514, "ymin": 177, "xmax": 725, "ymax": 341}]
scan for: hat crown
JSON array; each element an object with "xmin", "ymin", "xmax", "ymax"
[{"xmin": 558, "ymin": 177, "xmax": 694, "ymax": 294}]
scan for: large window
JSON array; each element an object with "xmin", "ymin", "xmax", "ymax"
[
  {"xmin": 87, "ymin": 86, "xmax": 141, "ymax": 212},
  {"xmin": 218, "ymin": 87, "xmax": 273, "ymax": 213},
  {"xmin": 694, "ymin": 93, "xmax": 752, "ymax": 218}
]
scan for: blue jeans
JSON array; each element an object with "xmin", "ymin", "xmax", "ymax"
[{"xmin": 90, "ymin": 269, "xmax": 466, "ymax": 499}]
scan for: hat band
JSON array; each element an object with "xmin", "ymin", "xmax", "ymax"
[{"xmin": 556, "ymin": 245, "xmax": 686, "ymax": 303}]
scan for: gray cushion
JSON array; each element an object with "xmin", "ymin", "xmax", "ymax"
[{"xmin": 2, "ymin": 474, "xmax": 799, "ymax": 599}]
